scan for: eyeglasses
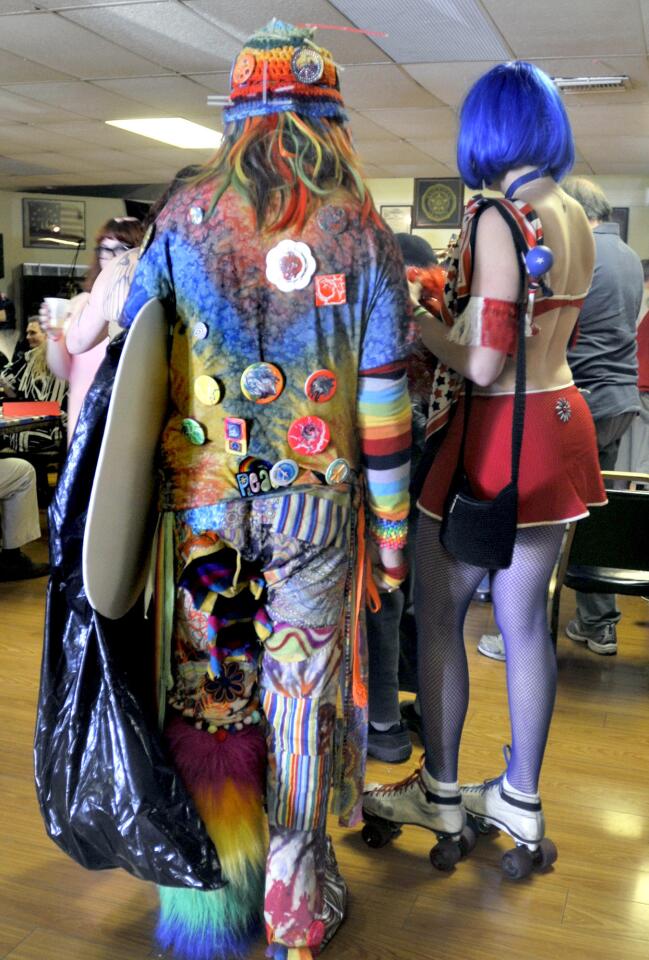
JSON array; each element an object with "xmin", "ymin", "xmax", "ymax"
[{"xmin": 95, "ymin": 242, "xmax": 130, "ymax": 258}]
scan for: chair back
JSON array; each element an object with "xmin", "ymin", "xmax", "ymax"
[{"xmin": 569, "ymin": 488, "xmax": 649, "ymax": 572}]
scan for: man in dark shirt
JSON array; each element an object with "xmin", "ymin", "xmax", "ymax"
[{"xmin": 563, "ymin": 177, "xmax": 643, "ymax": 655}]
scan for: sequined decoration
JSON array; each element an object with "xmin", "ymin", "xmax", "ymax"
[{"xmin": 555, "ymin": 397, "xmax": 572, "ymax": 423}]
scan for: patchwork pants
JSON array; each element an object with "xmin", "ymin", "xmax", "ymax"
[{"xmin": 172, "ymin": 489, "xmax": 352, "ymax": 949}]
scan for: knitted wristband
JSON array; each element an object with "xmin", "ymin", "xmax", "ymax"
[{"xmin": 368, "ymin": 516, "xmax": 408, "ymax": 550}]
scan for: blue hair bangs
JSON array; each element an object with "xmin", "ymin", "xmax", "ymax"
[{"xmin": 457, "ymin": 61, "xmax": 575, "ymax": 189}]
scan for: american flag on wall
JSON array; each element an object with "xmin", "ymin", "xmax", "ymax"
[{"xmin": 23, "ymin": 199, "xmax": 86, "ymax": 249}]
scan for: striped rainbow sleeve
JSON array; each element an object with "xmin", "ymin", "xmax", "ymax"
[{"xmin": 357, "ymin": 362, "xmax": 412, "ymax": 550}]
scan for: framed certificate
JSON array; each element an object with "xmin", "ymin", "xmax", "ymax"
[{"xmin": 413, "ymin": 178, "xmax": 463, "ymax": 229}]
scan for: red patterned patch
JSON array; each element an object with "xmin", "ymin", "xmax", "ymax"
[{"xmin": 315, "ymin": 273, "xmax": 346, "ymax": 306}]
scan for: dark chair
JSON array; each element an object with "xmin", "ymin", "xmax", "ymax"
[{"xmin": 549, "ymin": 471, "xmax": 649, "ymax": 646}]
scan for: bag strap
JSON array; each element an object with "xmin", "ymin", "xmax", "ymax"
[{"xmin": 454, "ymin": 198, "xmax": 535, "ymax": 488}]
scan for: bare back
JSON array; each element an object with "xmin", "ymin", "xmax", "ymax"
[{"xmin": 483, "ymin": 181, "xmax": 595, "ymax": 393}]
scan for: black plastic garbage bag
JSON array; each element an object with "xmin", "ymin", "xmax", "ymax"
[{"xmin": 34, "ymin": 333, "xmax": 223, "ymax": 890}]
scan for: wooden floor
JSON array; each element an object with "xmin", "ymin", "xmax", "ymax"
[{"xmin": 1, "ymin": 523, "xmax": 649, "ymax": 960}]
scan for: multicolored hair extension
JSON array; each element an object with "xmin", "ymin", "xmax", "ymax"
[
  {"xmin": 193, "ymin": 112, "xmax": 381, "ymax": 234},
  {"xmin": 157, "ymin": 717, "xmax": 267, "ymax": 960}
]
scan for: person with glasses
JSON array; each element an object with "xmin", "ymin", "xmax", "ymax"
[{"xmin": 40, "ymin": 216, "xmax": 144, "ymax": 444}]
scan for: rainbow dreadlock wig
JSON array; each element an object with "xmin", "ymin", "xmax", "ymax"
[{"xmin": 194, "ymin": 18, "xmax": 380, "ymax": 234}]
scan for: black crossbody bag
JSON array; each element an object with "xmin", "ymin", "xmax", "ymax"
[{"xmin": 439, "ymin": 203, "xmax": 530, "ymax": 570}]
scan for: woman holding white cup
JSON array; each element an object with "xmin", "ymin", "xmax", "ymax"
[{"xmin": 41, "ymin": 217, "xmax": 143, "ymax": 444}]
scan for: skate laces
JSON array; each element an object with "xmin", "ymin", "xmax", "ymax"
[
  {"xmin": 463, "ymin": 746, "xmax": 512, "ymax": 796},
  {"xmin": 371, "ymin": 766, "xmax": 422, "ymax": 797}
]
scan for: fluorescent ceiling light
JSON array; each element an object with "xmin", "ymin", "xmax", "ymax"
[
  {"xmin": 106, "ymin": 117, "xmax": 222, "ymax": 149},
  {"xmin": 553, "ymin": 75, "xmax": 629, "ymax": 92}
]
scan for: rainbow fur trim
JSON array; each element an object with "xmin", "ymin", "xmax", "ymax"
[
  {"xmin": 265, "ymin": 948, "xmax": 313, "ymax": 960},
  {"xmin": 157, "ymin": 717, "xmax": 267, "ymax": 960}
]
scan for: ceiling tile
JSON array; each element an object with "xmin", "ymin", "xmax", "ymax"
[
  {"xmin": 35, "ymin": 119, "xmax": 159, "ymax": 149},
  {"xmin": 341, "ymin": 64, "xmax": 442, "ymax": 110},
  {"xmin": 356, "ymin": 139, "xmax": 435, "ymax": 166},
  {"xmin": 7, "ymin": 150, "xmax": 102, "ymax": 173},
  {"xmin": 485, "ymin": 0, "xmax": 646, "ymax": 58},
  {"xmin": 347, "ymin": 110, "xmax": 401, "ymax": 141},
  {"xmin": 63, "ymin": 2, "xmax": 237, "ymax": 74},
  {"xmin": 94, "ymin": 76, "xmax": 217, "ymax": 119},
  {"xmin": 382, "ymin": 162, "xmax": 453, "ymax": 178},
  {"xmin": 403, "ymin": 60, "xmax": 500, "ymax": 108},
  {"xmin": 184, "ymin": 0, "xmax": 391, "ymax": 64},
  {"xmin": 1, "ymin": 81, "xmax": 164, "ymax": 121},
  {"xmin": 0, "ymin": 123, "xmax": 101, "ymax": 154},
  {"xmin": 333, "ymin": 0, "xmax": 512, "ymax": 62},
  {"xmin": 187, "ymin": 73, "xmax": 230, "ymax": 95},
  {"xmin": 567, "ymin": 103, "xmax": 649, "ymax": 139},
  {"xmin": 0, "ymin": 12, "xmax": 169, "ymax": 79},
  {"xmin": 535, "ymin": 56, "xmax": 649, "ymax": 106},
  {"xmin": 362, "ymin": 107, "xmax": 458, "ymax": 140},
  {"xmin": 0, "ymin": 49, "xmax": 74, "ymax": 83},
  {"xmin": 0, "ymin": 88, "xmax": 85, "ymax": 123},
  {"xmin": 577, "ymin": 136, "xmax": 649, "ymax": 166},
  {"xmin": 406, "ymin": 137, "xmax": 457, "ymax": 166}
]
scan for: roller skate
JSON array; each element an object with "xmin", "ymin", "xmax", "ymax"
[
  {"xmin": 461, "ymin": 772, "xmax": 558, "ymax": 880},
  {"xmin": 362, "ymin": 758, "xmax": 475, "ymax": 871}
]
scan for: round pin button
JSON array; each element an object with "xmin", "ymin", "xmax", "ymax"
[
  {"xmin": 232, "ymin": 51, "xmax": 256, "ymax": 85},
  {"xmin": 270, "ymin": 459, "xmax": 299, "ymax": 488},
  {"xmin": 188, "ymin": 205, "xmax": 204, "ymax": 225},
  {"xmin": 240, "ymin": 362, "xmax": 284, "ymax": 404},
  {"xmin": 316, "ymin": 205, "xmax": 347, "ymax": 236},
  {"xmin": 291, "ymin": 47, "xmax": 324, "ymax": 84},
  {"xmin": 182, "ymin": 418, "xmax": 206, "ymax": 445},
  {"xmin": 305, "ymin": 369, "xmax": 337, "ymax": 403},
  {"xmin": 325, "ymin": 458, "xmax": 351, "ymax": 485},
  {"xmin": 194, "ymin": 375, "xmax": 221, "ymax": 406},
  {"xmin": 287, "ymin": 416, "xmax": 330, "ymax": 456},
  {"xmin": 193, "ymin": 321, "xmax": 208, "ymax": 340}
]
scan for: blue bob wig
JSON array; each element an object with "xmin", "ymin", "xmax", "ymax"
[{"xmin": 457, "ymin": 61, "xmax": 575, "ymax": 189}]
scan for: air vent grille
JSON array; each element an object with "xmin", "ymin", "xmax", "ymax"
[{"xmin": 554, "ymin": 76, "xmax": 630, "ymax": 93}]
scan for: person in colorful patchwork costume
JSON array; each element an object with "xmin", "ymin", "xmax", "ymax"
[{"xmin": 119, "ymin": 20, "xmax": 411, "ymax": 960}]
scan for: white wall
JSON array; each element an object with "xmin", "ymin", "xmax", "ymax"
[{"xmin": 368, "ymin": 175, "xmax": 649, "ymax": 260}]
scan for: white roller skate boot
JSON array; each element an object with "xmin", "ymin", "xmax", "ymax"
[
  {"xmin": 362, "ymin": 759, "xmax": 473, "ymax": 871},
  {"xmin": 462, "ymin": 769, "xmax": 557, "ymax": 879}
]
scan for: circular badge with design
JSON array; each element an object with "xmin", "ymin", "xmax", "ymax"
[
  {"xmin": 232, "ymin": 51, "xmax": 256, "ymax": 86},
  {"xmin": 182, "ymin": 417, "xmax": 206, "ymax": 445},
  {"xmin": 188, "ymin": 205, "xmax": 204, "ymax": 225},
  {"xmin": 291, "ymin": 47, "xmax": 324, "ymax": 84},
  {"xmin": 266, "ymin": 239, "xmax": 316, "ymax": 292},
  {"xmin": 305, "ymin": 369, "xmax": 337, "ymax": 403},
  {"xmin": 240, "ymin": 362, "xmax": 284, "ymax": 404},
  {"xmin": 193, "ymin": 321, "xmax": 208, "ymax": 340},
  {"xmin": 194, "ymin": 375, "xmax": 222, "ymax": 406},
  {"xmin": 316, "ymin": 205, "xmax": 347, "ymax": 236},
  {"xmin": 419, "ymin": 182, "xmax": 458, "ymax": 224},
  {"xmin": 287, "ymin": 416, "xmax": 330, "ymax": 456},
  {"xmin": 325, "ymin": 458, "xmax": 351, "ymax": 485},
  {"xmin": 270, "ymin": 459, "xmax": 299, "ymax": 488}
]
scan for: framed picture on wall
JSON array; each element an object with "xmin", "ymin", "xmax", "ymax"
[
  {"xmin": 413, "ymin": 177, "xmax": 463, "ymax": 229},
  {"xmin": 611, "ymin": 207, "xmax": 629, "ymax": 244},
  {"xmin": 22, "ymin": 198, "xmax": 86, "ymax": 250},
  {"xmin": 380, "ymin": 204, "xmax": 412, "ymax": 234}
]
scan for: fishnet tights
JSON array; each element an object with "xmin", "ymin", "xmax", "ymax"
[{"xmin": 415, "ymin": 514, "xmax": 564, "ymax": 794}]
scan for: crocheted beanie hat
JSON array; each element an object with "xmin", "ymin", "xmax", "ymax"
[{"xmin": 223, "ymin": 19, "xmax": 347, "ymax": 124}]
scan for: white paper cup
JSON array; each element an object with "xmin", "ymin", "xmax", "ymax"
[{"xmin": 43, "ymin": 297, "xmax": 70, "ymax": 329}]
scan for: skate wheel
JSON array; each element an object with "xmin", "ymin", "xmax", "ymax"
[
  {"xmin": 459, "ymin": 824, "xmax": 477, "ymax": 857},
  {"xmin": 430, "ymin": 838, "xmax": 461, "ymax": 872},
  {"xmin": 534, "ymin": 837, "xmax": 558, "ymax": 871},
  {"xmin": 467, "ymin": 814, "xmax": 493, "ymax": 836},
  {"xmin": 501, "ymin": 845, "xmax": 534, "ymax": 880},
  {"xmin": 361, "ymin": 822, "xmax": 392, "ymax": 849}
]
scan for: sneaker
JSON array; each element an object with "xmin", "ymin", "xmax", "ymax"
[
  {"xmin": 399, "ymin": 700, "xmax": 423, "ymax": 741},
  {"xmin": 462, "ymin": 774, "xmax": 544, "ymax": 846},
  {"xmin": 565, "ymin": 618, "xmax": 617, "ymax": 656},
  {"xmin": 367, "ymin": 721, "xmax": 412, "ymax": 763},
  {"xmin": 477, "ymin": 633, "xmax": 506, "ymax": 661},
  {"xmin": 364, "ymin": 760, "xmax": 465, "ymax": 836},
  {"xmin": 0, "ymin": 550, "xmax": 49, "ymax": 581}
]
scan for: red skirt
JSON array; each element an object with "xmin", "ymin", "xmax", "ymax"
[{"xmin": 418, "ymin": 384, "xmax": 607, "ymax": 526}]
